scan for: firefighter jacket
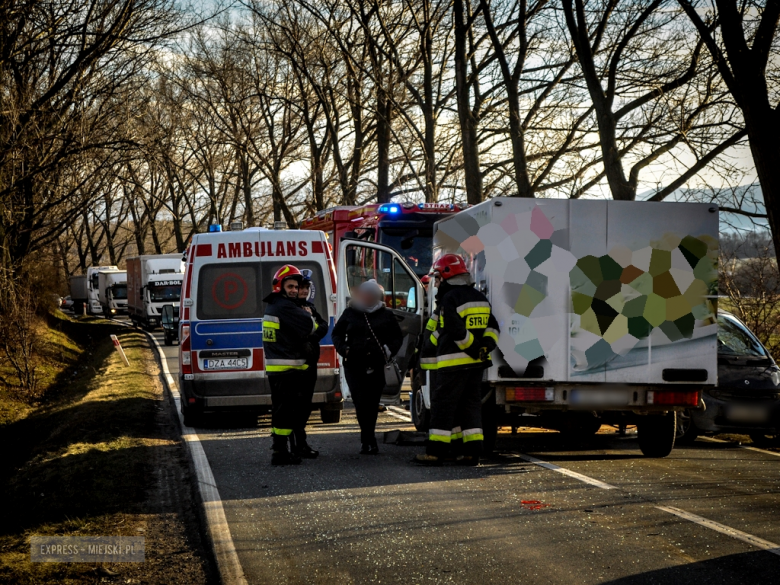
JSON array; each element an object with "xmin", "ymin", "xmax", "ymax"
[
  {"xmin": 297, "ymin": 299, "xmax": 329, "ymax": 368},
  {"xmin": 420, "ymin": 282, "xmax": 499, "ymax": 371},
  {"xmin": 262, "ymin": 293, "xmax": 320, "ymax": 375}
]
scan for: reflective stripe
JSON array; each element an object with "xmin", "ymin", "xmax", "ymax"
[
  {"xmin": 457, "ymin": 301, "xmax": 491, "ymax": 317},
  {"xmin": 456, "ymin": 331, "xmax": 474, "ymax": 350},
  {"xmin": 451, "ymin": 426, "xmax": 463, "ymax": 441},
  {"xmin": 264, "ymin": 315, "xmax": 280, "ymax": 324},
  {"xmin": 455, "ymin": 301, "xmax": 490, "ymax": 315},
  {"xmin": 272, "ymin": 427, "xmax": 292, "ymax": 436},
  {"xmin": 429, "ymin": 428, "xmax": 452, "ymax": 443},
  {"xmin": 266, "ymin": 358, "xmax": 307, "ymax": 366},
  {"xmin": 430, "ymin": 333, "xmax": 438, "ymax": 346},
  {"xmin": 426, "ymin": 318, "xmax": 438, "ymax": 332},
  {"xmin": 266, "ymin": 358, "xmax": 308, "ymax": 373},
  {"xmin": 436, "ymin": 351, "xmax": 489, "ymax": 369},
  {"xmin": 311, "ymin": 317, "xmax": 318, "ymax": 334},
  {"xmin": 266, "ymin": 364, "xmax": 309, "ymax": 372},
  {"xmin": 483, "ymin": 328, "xmax": 499, "ymax": 343},
  {"xmin": 439, "ymin": 314, "xmax": 444, "ymax": 328},
  {"xmin": 263, "ymin": 321, "xmax": 280, "ymax": 330},
  {"xmin": 462, "ymin": 433, "xmax": 484, "ymax": 443},
  {"xmin": 420, "ymin": 358, "xmax": 438, "ymax": 370}
]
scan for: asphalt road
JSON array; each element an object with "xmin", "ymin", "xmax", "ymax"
[{"xmin": 146, "ymin": 325, "xmax": 780, "ymax": 585}]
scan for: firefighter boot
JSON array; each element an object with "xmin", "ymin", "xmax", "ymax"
[{"xmin": 271, "ymin": 435, "xmax": 302, "ymax": 466}]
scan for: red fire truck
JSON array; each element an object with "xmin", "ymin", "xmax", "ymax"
[{"xmin": 299, "ymin": 202, "xmax": 464, "ymax": 277}]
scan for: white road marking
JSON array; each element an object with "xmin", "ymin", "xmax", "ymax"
[
  {"xmin": 385, "ymin": 405, "xmax": 413, "ymax": 422},
  {"xmin": 143, "ymin": 331, "xmax": 248, "ymax": 585},
  {"xmin": 699, "ymin": 436, "xmax": 780, "ymax": 458},
  {"xmin": 657, "ymin": 505, "xmax": 780, "ymax": 556},
  {"xmin": 515, "ymin": 453, "xmax": 617, "ymax": 490}
]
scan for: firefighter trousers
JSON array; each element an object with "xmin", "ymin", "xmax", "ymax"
[
  {"xmin": 292, "ymin": 366, "xmax": 317, "ymax": 448},
  {"xmin": 427, "ymin": 367, "xmax": 484, "ymax": 457},
  {"xmin": 269, "ymin": 370, "xmax": 308, "ymax": 451}
]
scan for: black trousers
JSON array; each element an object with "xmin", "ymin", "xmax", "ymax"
[
  {"xmin": 269, "ymin": 370, "xmax": 309, "ymax": 450},
  {"xmin": 293, "ymin": 365, "xmax": 317, "ymax": 447},
  {"xmin": 345, "ymin": 366, "xmax": 385, "ymax": 444},
  {"xmin": 427, "ymin": 367, "xmax": 484, "ymax": 457}
]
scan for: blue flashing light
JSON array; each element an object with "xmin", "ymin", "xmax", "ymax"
[
  {"xmin": 208, "ymin": 223, "xmax": 222, "ymax": 233},
  {"xmin": 379, "ymin": 204, "xmax": 401, "ymax": 214}
]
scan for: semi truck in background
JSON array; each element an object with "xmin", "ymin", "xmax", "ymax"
[
  {"xmin": 337, "ymin": 198, "xmax": 719, "ymax": 458},
  {"xmin": 86, "ymin": 265, "xmax": 119, "ymax": 314},
  {"xmin": 69, "ymin": 275, "xmax": 88, "ymax": 314},
  {"xmin": 96, "ymin": 269, "xmax": 128, "ymax": 318},
  {"xmin": 127, "ymin": 254, "xmax": 185, "ymax": 330}
]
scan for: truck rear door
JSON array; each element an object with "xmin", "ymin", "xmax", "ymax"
[{"xmin": 337, "ymin": 239, "xmax": 424, "ymax": 401}]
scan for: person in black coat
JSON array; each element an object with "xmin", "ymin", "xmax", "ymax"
[
  {"xmin": 292, "ymin": 274, "xmax": 329, "ymax": 458},
  {"xmin": 332, "ymin": 279, "xmax": 403, "ymax": 454}
]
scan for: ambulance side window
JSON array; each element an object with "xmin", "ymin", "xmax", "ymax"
[{"xmin": 197, "ymin": 263, "xmax": 262, "ymax": 320}]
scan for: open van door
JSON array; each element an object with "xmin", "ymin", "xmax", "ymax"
[{"xmin": 337, "ymin": 239, "xmax": 424, "ymax": 403}]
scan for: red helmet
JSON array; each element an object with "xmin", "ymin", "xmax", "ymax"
[
  {"xmin": 432, "ymin": 254, "xmax": 469, "ymax": 280},
  {"xmin": 421, "ymin": 274, "xmax": 431, "ymax": 285},
  {"xmin": 272, "ymin": 264, "xmax": 303, "ymax": 293}
]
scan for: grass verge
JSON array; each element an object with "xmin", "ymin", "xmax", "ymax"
[{"xmin": 0, "ymin": 315, "xmax": 213, "ymax": 584}]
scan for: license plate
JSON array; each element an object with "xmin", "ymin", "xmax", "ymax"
[
  {"xmin": 727, "ymin": 404, "xmax": 769, "ymax": 423},
  {"xmin": 203, "ymin": 358, "xmax": 248, "ymax": 370},
  {"xmin": 571, "ymin": 389, "xmax": 630, "ymax": 406}
]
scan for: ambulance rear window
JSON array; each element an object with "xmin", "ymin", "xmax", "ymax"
[
  {"xmin": 197, "ymin": 263, "xmax": 262, "ymax": 320},
  {"xmin": 259, "ymin": 261, "xmax": 328, "ymax": 318}
]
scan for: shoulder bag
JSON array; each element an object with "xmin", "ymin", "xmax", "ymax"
[{"xmin": 364, "ymin": 312, "xmax": 403, "ymax": 386}]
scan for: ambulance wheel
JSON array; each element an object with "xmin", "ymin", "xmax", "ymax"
[
  {"xmin": 638, "ymin": 412, "xmax": 676, "ymax": 458},
  {"xmin": 411, "ymin": 384, "xmax": 430, "ymax": 432},
  {"xmin": 181, "ymin": 404, "xmax": 202, "ymax": 428},
  {"xmin": 320, "ymin": 409, "xmax": 341, "ymax": 424}
]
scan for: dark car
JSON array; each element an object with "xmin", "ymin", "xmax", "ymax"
[{"xmin": 677, "ymin": 311, "xmax": 780, "ymax": 446}]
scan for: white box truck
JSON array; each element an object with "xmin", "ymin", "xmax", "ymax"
[
  {"xmin": 86, "ymin": 265, "xmax": 118, "ymax": 314},
  {"xmin": 127, "ymin": 254, "xmax": 185, "ymax": 331},
  {"xmin": 336, "ymin": 198, "xmax": 719, "ymax": 457},
  {"xmin": 69, "ymin": 275, "xmax": 88, "ymax": 314},
  {"xmin": 96, "ymin": 269, "xmax": 128, "ymax": 318}
]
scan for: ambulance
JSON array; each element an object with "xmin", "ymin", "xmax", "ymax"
[{"xmin": 178, "ymin": 225, "xmax": 342, "ymax": 426}]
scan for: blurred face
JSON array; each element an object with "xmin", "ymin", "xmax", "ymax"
[
  {"xmin": 358, "ymin": 287, "xmax": 380, "ymax": 307},
  {"xmin": 283, "ymin": 279, "xmax": 299, "ymax": 298},
  {"xmin": 434, "ymin": 273, "xmax": 442, "ymax": 288},
  {"xmin": 298, "ymin": 283, "xmax": 311, "ymax": 299}
]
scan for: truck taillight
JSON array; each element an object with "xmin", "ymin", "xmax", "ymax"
[
  {"xmin": 180, "ymin": 324, "xmax": 191, "ymax": 373},
  {"xmin": 506, "ymin": 387, "xmax": 554, "ymax": 402},
  {"xmin": 647, "ymin": 390, "xmax": 698, "ymax": 406}
]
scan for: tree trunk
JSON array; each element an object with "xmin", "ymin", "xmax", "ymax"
[
  {"xmin": 376, "ymin": 84, "xmax": 392, "ymax": 203},
  {"xmin": 743, "ymin": 104, "xmax": 780, "ymax": 260},
  {"xmin": 453, "ymin": 0, "xmax": 483, "ymax": 205}
]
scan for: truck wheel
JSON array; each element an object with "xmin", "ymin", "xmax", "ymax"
[
  {"xmin": 638, "ymin": 412, "xmax": 677, "ymax": 458},
  {"xmin": 320, "ymin": 409, "xmax": 341, "ymax": 424},
  {"xmin": 411, "ymin": 384, "xmax": 430, "ymax": 432},
  {"xmin": 675, "ymin": 409, "xmax": 699, "ymax": 444}
]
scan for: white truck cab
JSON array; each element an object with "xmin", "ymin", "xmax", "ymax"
[
  {"xmin": 127, "ymin": 254, "xmax": 185, "ymax": 330},
  {"xmin": 86, "ymin": 265, "xmax": 118, "ymax": 315},
  {"xmin": 96, "ymin": 269, "xmax": 128, "ymax": 317}
]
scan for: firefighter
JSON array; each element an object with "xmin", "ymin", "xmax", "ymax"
[
  {"xmin": 292, "ymin": 273, "xmax": 328, "ymax": 458},
  {"xmin": 263, "ymin": 265, "xmax": 322, "ymax": 465},
  {"xmin": 414, "ymin": 254, "xmax": 499, "ymax": 466}
]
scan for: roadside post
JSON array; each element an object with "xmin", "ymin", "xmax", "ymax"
[{"xmin": 110, "ymin": 334, "xmax": 130, "ymax": 366}]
